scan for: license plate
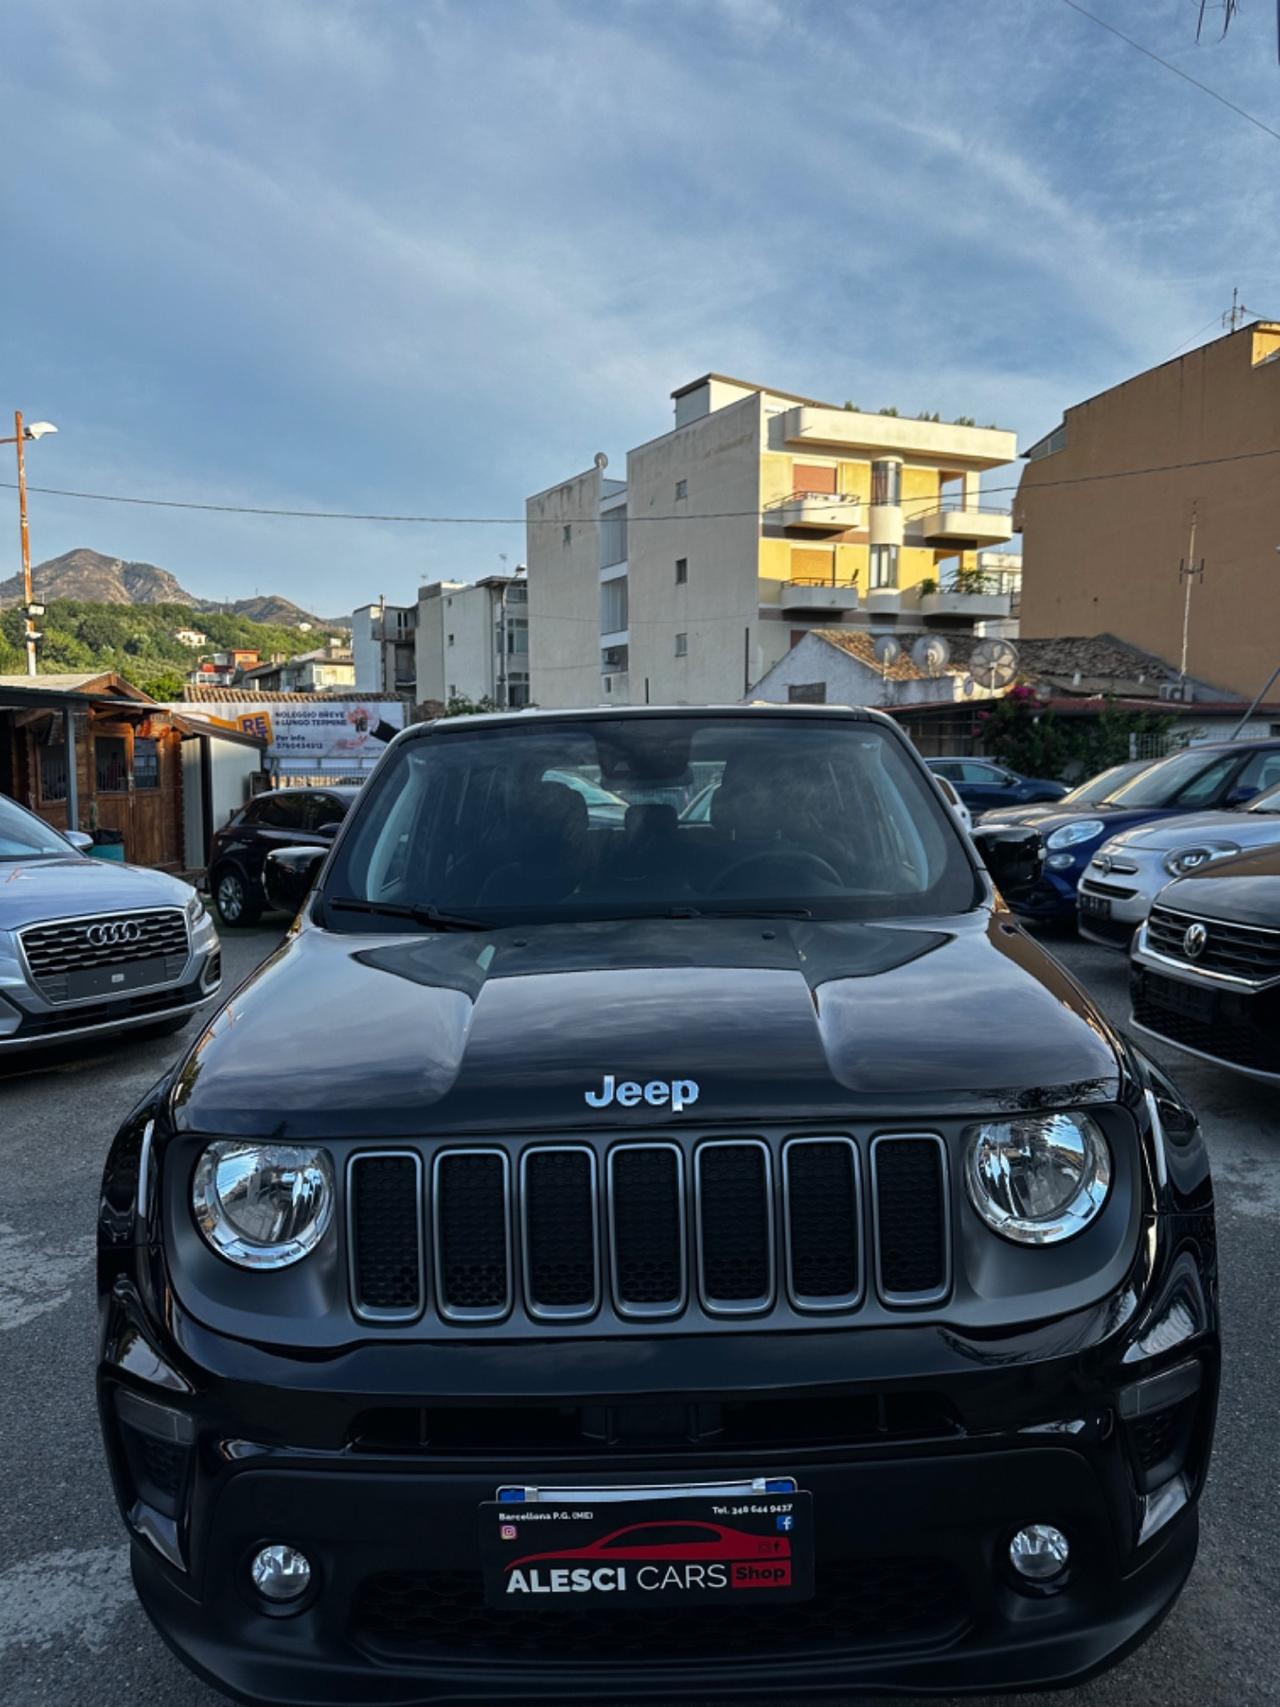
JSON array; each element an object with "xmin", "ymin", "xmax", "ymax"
[
  {"xmin": 1080, "ymin": 891, "xmax": 1112, "ymax": 919},
  {"xmin": 1146, "ymin": 972, "xmax": 1216, "ymax": 1024},
  {"xmin": 479, "ymin": 1482, "xmax": 814, "ymax": 1609},
  {"xmin": 65, "ymin": 956, "xmax": 168, "ymax": 1001}
]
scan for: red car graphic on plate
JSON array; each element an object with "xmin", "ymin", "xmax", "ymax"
[{"xmin": 506, "ymin": 1520, "xmax": 791, "ymax": 1570}]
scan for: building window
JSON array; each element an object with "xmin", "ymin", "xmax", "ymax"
[
  {"xmin": 448, "ymin": 683, "xmax": 456, "ymax": 698},
  {"xmin": 39, "ymin": 740, "xmax": 69, "ymax": 803},
  {"xmin": 788, "ymin": 682, "xmax": 827, "ymax": 704},
  {"xmin": 95, "ymin": 736, "xmax": 129, "ymax": 793},
  {"xmin": 600, "ymin": 576, "xmax": 629, "ymax": 635},
  {"xmin": 674, "ymin": 479, "xmax": 688, "ymax": 500},
  {"xmin": 675, "ymin": 558, "xmax": 688, "ymax": 584},
  {"xmin": 674, "ymin": 632, "xmax": 688, "ymax": 658},
  {"xmin": 133, "ymin": 738, "xmax": 160, "ymax": 791},
  {"xmin": 447, "ymin": 633, "xmax": 455, "ymax": 647},
  {"xmin": 870, "ymin": 459, "xmax": 902, "ymax": 505},
  {"xmin": 868, "ymin": 544, "xmax": 899, "ymax": 589},
  {"xmin": 563, "ymin": 524, "xmax": 572, "ymax": 544}
]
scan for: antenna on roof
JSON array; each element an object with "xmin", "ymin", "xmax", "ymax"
[
  {"xmin": 968, "ymin": 638, "xmax": 1020, "ymax": 694},
  {"xmin": 911, "ymin": 634, "xmax": 950, "ymax": 678},
  {"xmin": 593, "ymin": 451, "xmax": 609, "ymax": 470},
  {"xmin": 873, "ymin": 635, "xmax": 901, "ymax": 706}
]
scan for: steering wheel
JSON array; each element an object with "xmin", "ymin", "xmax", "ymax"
[{"xmin": 709, "ymin": 849, "xmax": 843, "ymax": 894}]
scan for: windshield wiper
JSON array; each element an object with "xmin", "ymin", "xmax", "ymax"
[{"xmin": 325, "ymin": 897, "xmax": 492, "ymax": 931}]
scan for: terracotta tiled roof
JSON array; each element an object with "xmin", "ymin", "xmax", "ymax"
[
  {"xmin": 181, "ymin": 686, "xmax": 402, "ymax": 703},
  {"xmin": 811, "ymin": 630, "xmax": 966, "ymax": 682}
]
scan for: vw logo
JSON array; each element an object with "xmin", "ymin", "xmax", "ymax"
[
  {"xmin": 1183, "ymin": 922, "xmax": 1208, "ymax": 960},
  {"xmin": 86, "ymin": 920, "xmax": 142, "ymax": 948}
]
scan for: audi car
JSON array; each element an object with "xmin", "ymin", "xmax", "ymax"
[
  {"xmin": 98, "ymin": 704, "xmax": 1217, "ymax": 1703},
  {"xmin": 0, "ymin": 790, "xmax": 219, "ymax": 1053}
]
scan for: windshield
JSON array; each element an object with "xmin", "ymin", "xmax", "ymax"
[
  {"xmin": 325, "ymin": 714, "xmax": 979, "ymax": 928},
  {"xmin": 1066, "ymin": 760, "xmax": 1151, "ymax": 806},
  {"xmin": 1104, "ymin": 747, "xmax": 1237, "ymax": 809},
  {"xmin": 0, "ymin": 794, "xmax": 79, "ymax": 861}
]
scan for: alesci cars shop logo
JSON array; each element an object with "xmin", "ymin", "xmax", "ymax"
[{"xmin": 503, "ymin": 1520, "xmax": 791, "ymax": 1595}]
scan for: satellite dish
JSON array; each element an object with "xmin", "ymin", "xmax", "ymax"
[
  {"xmin": 593, "ymin": 451, "xmax": 609, "ymax": 470},
  {"xmin": 873, "ymin": 636, "xmax": 901, "ymax": 669},
  {"xmin": 911, "ymin": 634, "xmax": 950, "ymax": 678},
  {"xmin": 969, "ymin": 637, "xmax": 1020, "ymax": 691}
]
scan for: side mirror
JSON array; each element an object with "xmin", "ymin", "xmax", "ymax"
[
  {"xmin": 64, "ymin": 829, "xmax": 95, "ymax": 853},
  {"xmin": 1226, "ymin": 784, "xmax": 1258, "ymax": 807},
  {"xmin": 265, "ymin": 845, "xmax": 328, "ymax": 915},
  {"xmin": 1002, "ymin": 773, "xmax": 1018, "ymax": 787},
  {"xmin": 971, "ymin": 825, "xmax": 1044, "ymax": 903},
  {"xmin": 315, "ymin": 820, "xmax": 344, "ymax": 838}
]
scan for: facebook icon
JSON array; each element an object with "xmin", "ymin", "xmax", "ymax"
[{"xmin": 776, "ymin": 1514, "xmax": 795, "ymax": 1533}]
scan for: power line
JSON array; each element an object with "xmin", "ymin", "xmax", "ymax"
[
  {"xmin": 3, "ymin": 442, "xmax": 1280, "ymax": 528},
  {"xmin": 1059, "ymin": 0, "xmax": 1280, "ymax": 144}
]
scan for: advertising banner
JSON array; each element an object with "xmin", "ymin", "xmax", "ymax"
[{"xmin": 170, "ymin": 700, "xmax": 406, "ymax": 766}]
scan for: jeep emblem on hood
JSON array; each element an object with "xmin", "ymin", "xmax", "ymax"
[{"xmin": 585, "ymin": 1074, "xmax": 699, "ymax": 1112}]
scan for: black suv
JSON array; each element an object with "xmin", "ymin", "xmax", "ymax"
[
  {"xmin": 207, "ymin": 785, "xmax": 359, "ymax": 925},
  {"xmin": 98, "ymin": 706, "xmax": 1218, "ymax": 1703}
]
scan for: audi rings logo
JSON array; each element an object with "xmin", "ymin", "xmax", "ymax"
[{"xmin": 86, "ymin": 920, "xmax": 143, "ymax": 948}]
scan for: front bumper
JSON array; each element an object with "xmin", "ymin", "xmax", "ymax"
[
  {"xmin": 99, "ymin": 1220, "xmax": 1219, "ymax": 1704},
  {"xmin": 1010, "ymin": 862, "xmax": 1087, "ymax": 922},
  {"xmin": 1130, "ymin": 950, "xmax": 1280, "ymax": 1081}
]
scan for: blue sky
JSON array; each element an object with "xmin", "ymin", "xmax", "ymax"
[{"xmin": 1, "ymin": 0, "xmax": 1277, "ymax": 616}]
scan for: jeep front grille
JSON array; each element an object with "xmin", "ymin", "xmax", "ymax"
[
  {"xmin": 19, "ymin": 907, "xmax": 190, "ymax": 1004},
  {"xmin": 346, "ymin": 1131, "xmax": 953, "ymax": 1332}
]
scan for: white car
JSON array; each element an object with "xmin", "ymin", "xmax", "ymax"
[{"xmin": 1077, "ymin": 775, "xmax": 1280, "ymax": 948}]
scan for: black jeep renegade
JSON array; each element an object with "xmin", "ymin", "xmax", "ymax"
[{"xmin": 97, "ymin": 705, "xmax": 1218, "ymax": 1703}]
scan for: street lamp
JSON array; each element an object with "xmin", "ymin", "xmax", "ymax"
[{"xmin": 0, "ymin": 412, "xmax": 59, "ymax": 676}]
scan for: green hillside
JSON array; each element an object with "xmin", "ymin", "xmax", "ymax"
[{"xmin": 0, "ymin": 600, "xmax": 347, "ymax": 700}]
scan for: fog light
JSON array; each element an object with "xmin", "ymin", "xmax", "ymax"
[
  {"xmin": 1009, "ymin": 1524, "xmax": 1069, "ymax": 1582},
  {"xmin": 251, "ymin": 1544, "xmax": 312, "ymax": 1602},
  {"xmin": 1046, "ymin": 852, "xmax": 1075, "ymax": 870}
]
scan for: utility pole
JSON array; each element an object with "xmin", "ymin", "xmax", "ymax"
[
  {"xmin": 1, "ymin": 412, "xmax": 59, "ymax": 676},
  {"xmin": 1178, "ymin": 503, "xmax": 1204, "ymax": 692}
]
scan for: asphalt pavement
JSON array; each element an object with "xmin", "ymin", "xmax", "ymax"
[{"xmin": 1, "ymin": 924, "xmax": 1276, "ymax": 1707}]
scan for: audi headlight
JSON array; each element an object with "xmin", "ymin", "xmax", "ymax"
[
  {"xmin": 1163, "ymin": 841, "xmax": 1240, "ymax": 878},
  {"xmin": 964, "ymin": 1113, "xmax": 1111, "ymax": 1245},
  {"xmin": 1045, "ymin": 820, "xmax": 1105, "ymax": 851},
  {"xmin": 193, "ymin": 1142, "xmax": 334, "ymax": 1269},
  {"xmin": 185, "ymin": 893, "xmax": 208, "ymax": 926}
]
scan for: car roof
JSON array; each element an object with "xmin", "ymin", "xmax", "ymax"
[
  {"xmin": 267, "ymin": 784, "xmax": 360, "ymax": 797},
  {"xmin": 404, "ymin": 703, "xmax": 894, "ymax": 738}
]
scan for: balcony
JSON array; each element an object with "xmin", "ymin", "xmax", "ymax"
[
  {"xmin": 777, "ymin": 406, "xmax": 1017, "ymax": 468},
  {"xmin": 779, "ymin": 580, "xmax": 859, "ymax": 614},
  {"xmin": 765, "ymin": 491, "xmax": 861, "ymax": 531},
  {"xmin": 917, "ymin": 585, "xmax": 1012, "ymax": 622},
  {"xmin": 915, "ymin": 507, "xmax": 1014, "ymax": 548}
]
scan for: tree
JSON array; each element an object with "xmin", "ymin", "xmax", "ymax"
[
  {"xmin": 442, "ymin": 694, "xmax": 499, "ymax": 717},
  {"xmin": 977, "ymin": 686, "xmax": 1173, "ymax": 781}
]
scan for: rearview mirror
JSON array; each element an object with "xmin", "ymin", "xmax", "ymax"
[
  {"xmin": 970, "ymin": 825, "xmax": 1044, "ymax": 904},
  {"xmin": 265, "ymin": 845, "xmax": 328, "ymax": 915}
]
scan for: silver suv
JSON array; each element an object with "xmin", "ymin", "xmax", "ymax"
[{"xmin": 0, "ymin": 792, "xmax": 220, "ymax": 1053}]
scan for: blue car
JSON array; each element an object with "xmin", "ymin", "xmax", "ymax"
[
  {"xmin": 926, "ymin": 757, "xmax": 1067, "ymax": 813},
  {"xmin": 994, "ymin": 739, "xmax": 1280, "ymax": 923}
]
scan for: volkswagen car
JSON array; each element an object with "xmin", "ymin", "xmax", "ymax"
[
  {"xmin": 1130, "ymin": 843, "xmax": 1280, "ymax": 1081},
  {"xmin": 98, "ymin": 705, "xmax": 1217, "ymax": 1703},
  {"xmin": 0, "ymin": 790, "xmax": 219, "ymax": 1053}
]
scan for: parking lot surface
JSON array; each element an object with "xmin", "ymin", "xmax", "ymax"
[{"xmin": 1, "ymin": 924, "xmax": 1275, "ymax": 1707}]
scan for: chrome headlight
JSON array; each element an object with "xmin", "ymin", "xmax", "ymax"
[
  {"xmin": 1163, "ymin": 841, "xmax": 1240, "ymax": 878},
  {"xmin": 1045, "ymin": 819, "xmax": 1105, "ymax": 851},
  {"xmin": 964, "ymin": 1113, "xmax": 1111, "ymax": 1245},
  {"xmin": 193, "ymin": 1142, "xmax": 334, "ymax": 1269}
]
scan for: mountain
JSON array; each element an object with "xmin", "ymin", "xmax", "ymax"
[{"xmin": 0, "ymin": 547, "xmax": 344, "ymax": 628}]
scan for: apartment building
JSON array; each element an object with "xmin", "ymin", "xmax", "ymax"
[
  {"xmin": 353, "ymin": 575, "xmax": 529, "ymax": 708},
  {"xmin": 1016, "ymin": 322, "xmax": 1280, "ymax": 702},
  {"xmin": 240, "ymin": 640, "xmax": 355, "ymax": 693},
  {"xmin": 526, "ymin": 375, "xmax": 1017, "ymax": 707}
]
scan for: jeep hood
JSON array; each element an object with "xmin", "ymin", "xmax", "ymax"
[{"xmin": 171, "ymin": 914, "xmax": 1121, "ymax": 1137}]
